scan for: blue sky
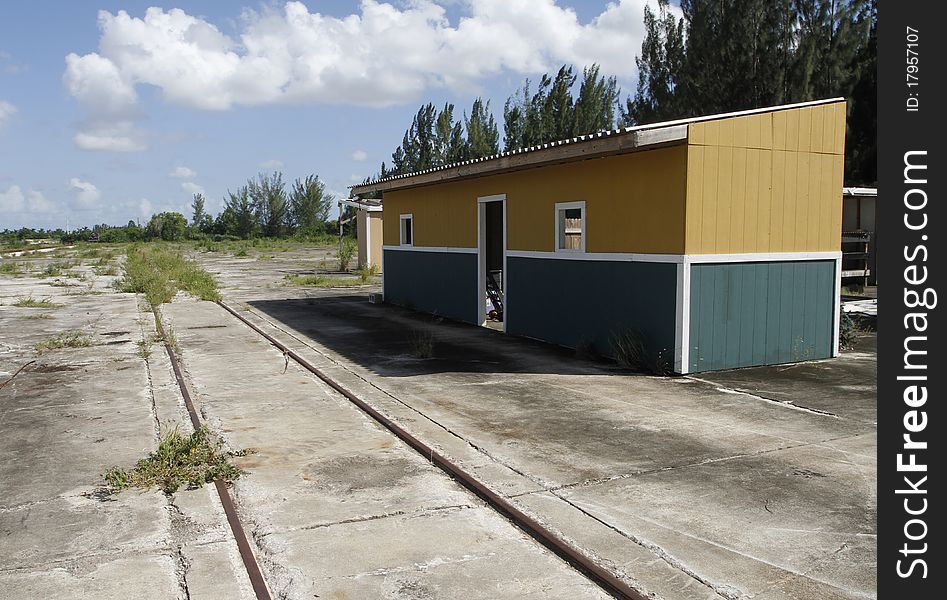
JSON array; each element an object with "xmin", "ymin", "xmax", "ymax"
[{"xmin": 0, "ymin": 1, "xmax": 654, "ymax": 230}]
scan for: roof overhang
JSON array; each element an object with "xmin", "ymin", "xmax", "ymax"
[
  {"xmin": 340, "ymin": 198, "xmax": 383, "ymax": 212},
  {"xmin": 351, "ymin": 125, "xmax": 686, "ymax": 195},
  {"xmin": 842, "ymin": 187, "xmax": 878, "ymax": 197}
]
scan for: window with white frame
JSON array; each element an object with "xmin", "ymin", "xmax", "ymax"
[
  {"xmin": 556, "ymin": 201, "xmax": 585, "ymax": 252},
  {"xmin": 399, "ymin": 214, "xmax": 413, "ymax": 246}
]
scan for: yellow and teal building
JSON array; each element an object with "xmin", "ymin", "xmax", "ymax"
[{"xmin": 350, "ymin": 98, "xmax": 846, "ymax": 373}]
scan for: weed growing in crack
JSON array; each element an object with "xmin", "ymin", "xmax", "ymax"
[
  {"xmin": 13, "ymin": 296, "xmax": 61, "ymax": 308},
  {"xmin": 35, "ymin": 331, "xmax": 94, "ymax": 352},
  {"xmin": 103, "ymin": 426, "xmax": 248, "ymax": 494},
  {"xmin": 409, "ymin": 329, "xmax": 435, "ymax": 359}
]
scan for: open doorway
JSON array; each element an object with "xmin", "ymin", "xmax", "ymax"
[{"xmin": 477, "ymin": 195, "xmax": 506, "ymax": 331}]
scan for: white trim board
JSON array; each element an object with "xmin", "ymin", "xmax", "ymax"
[
  {"xmin": 382, "ymin": 244, "xmax": 477, "ymax": 254},
  {"xmin": 505, "ymin": 250, "xmax": 842, "ymax": 265},
  {"xmin": 674, "ymin": 262, "xmax": 692, "ymax": 374}
]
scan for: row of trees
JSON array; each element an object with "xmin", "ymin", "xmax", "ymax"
[
  {"xmin": 382, "ymin": 98, "xmax": 500, "ymax": 177},
  {"xmin": 379, "ymin": 0, "xmax": 876, "ymax": 185},
  {"xmin": 191, "ymin": 172, "xmax": 335, "ymax": 239},
  {"xmin": 630, "ymin": 0, "xmax": 875, "ymax": 182},
  {"xmin": 0, "ymin": 171, "xmax": 340, "ymax": 244}
]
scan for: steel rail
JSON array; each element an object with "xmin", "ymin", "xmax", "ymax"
[
  {"xmin": 153, "ymin": 311, "xmax": 273, "ymax": 600},
  {"xmin": 217, "ymin": 300, "xmax": 647, "ymax": 600}
]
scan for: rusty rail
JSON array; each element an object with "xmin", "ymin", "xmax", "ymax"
[
  {"xmin": 153, "ymin": 311, "xmax": 272, "ymax": 600},
  {"xmin": 217, "ymin": 301, "xmax": 647, "ymax": 600}
]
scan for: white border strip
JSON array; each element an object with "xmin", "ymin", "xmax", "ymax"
[
  {"xmin": 674, "ymin": 262, "xmax": 692, "ymax": 374},
  {"xmin": 832, "ymin": 256, "xmax": 842, "ymax": 357},
  {"xmin": 505, "ymin": 250, "xmax": 842, "ymax": 264},
  {"xmin": 383, "ymin": 244, "xmax": 477, "ymax": 254}
]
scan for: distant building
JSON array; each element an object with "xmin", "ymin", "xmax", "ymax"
[
  {"xmin": 351, "ymin": 99, "xmax": 846, "ymax": 373},
  {"xmin": 841, "ymin": 187, "xmax": 877, "ymax": 286}
]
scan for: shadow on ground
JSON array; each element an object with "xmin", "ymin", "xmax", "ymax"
[{"xmin": 249, "ymin": 295, "xmax": 627, "ymax": 377}]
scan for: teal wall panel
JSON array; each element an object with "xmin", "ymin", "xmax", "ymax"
[
  {"xmin": 383, "ymin": 249, "xmax": 478, "ymax": 324},
  {"xmin": 688, "ymin": 260, "xmax": 836, "ymax": 372},
  {"xmin": 507, "ymin": 257, "xmax": 678, "ymax": 361}
]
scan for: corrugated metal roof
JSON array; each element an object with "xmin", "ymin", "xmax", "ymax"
[{"xmin": 351, "ymin": 97, "xmax": 845, "ymax": 195}]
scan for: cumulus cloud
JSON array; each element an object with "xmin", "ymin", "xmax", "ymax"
[
  {"xmin": 169, "ymin": 166, "xmax": 197, "ymax": 179},
  {"xmin": 181, "ymin": 181, "xmax": 205, "ymax": 195},
  {"xmin": 0, "ymin": 100, "xmax": 16, "ymax": 129},
  {"xmin": 62, "ymin": 1, "xmax": 651, "ymax": 146},
  {"xmin": 259, "ymin": 159, "xmax": 284, "ymax": 170},
  {"xmin": 351, "ymin": 149, "xmax": 368, "ymax": 162},
  {"xmin": 0, "ymin": 185, "xmax": 55, "ymax": 214},
  {"xmin": 68, "ymin": 177, "xmax": 102, "ymax": 208}
]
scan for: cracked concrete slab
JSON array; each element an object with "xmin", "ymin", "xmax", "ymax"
[
  {"xmin": 161, "ymin": 296, "xmax": 611, "ymax": 599},
  {"xmin": 0, "ymin": 251, "xmax": 256, "ymax": 600},
  {"xmin": 187, "ymin": 247, "xmax": 876, "ymax": 599}
]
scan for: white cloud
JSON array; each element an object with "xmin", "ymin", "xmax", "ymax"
[
  {"xmin": 259, "ymin": 159, "xmax": 284, "ymax": 170},
  {"xmin": 169, "ymin": 166, "xmax": 197, "ymax": 179},
  {"xmin": 181, "ymin": 181, "xmax": 205, "ymax": 196},
  {"xmin": 63, "ymin": 0, "xmax": 651, "ymax": 126},
  {"xmin": 68, "ymin": 177, "xmax": 102, "ymax": 208},
  {"xmin": 138, "ymin": 198, "xmax": 153, "ymax": 218},
  {"xmin": 0, "ymin": 185, "xmax": 56, "ymax": 214},
  {"xmin": 0, "ymin": 100, "xmax": 16, "ymax": 129},
  {"xmin": 351, "ymin": 149, "xmax": 368, "ymax": 162},
  {"xmin": 0, "ymin": 184, "xmax": 24, "ymax": 212}
]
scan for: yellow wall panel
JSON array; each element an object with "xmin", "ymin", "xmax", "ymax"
[
  {"xmin": 684, "ymin": 101, "xmax": 846, "ymax": 254},
  {"xmin": 760, "ymin": 113, "xmax": 774, "ymax": 149},
  {"xmin": 383, "ymin": 145, "xmax": 688, "ymax": 254},
  {"xmin": 772, "ymin": 110, "xmax": 788, "ymax": 150}
]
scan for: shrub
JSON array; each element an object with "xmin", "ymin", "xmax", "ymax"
[{"xmin": 338, "ymin": 238, "xmax": 356, "ymax": 271}]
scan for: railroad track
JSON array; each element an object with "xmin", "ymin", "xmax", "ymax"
[{"xmin": 152, "ymin": 299, "xmax": 648, "ymax": 600}]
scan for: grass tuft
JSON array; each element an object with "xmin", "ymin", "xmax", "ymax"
[
  {"xmin": 103, "ymin": 426, "xmax": 247, "ymax": 494},
  {"xmin": 0, "ymin": 261, "xmax": 23, "ymax": 275},
  {"xmin": 409, "ymin": 329, "xmax": 435, "ymax": 358},
  {"xmin": 35, "ymin": 331, "xmax": 94, "ymax": 352},
  {"xmin": 13, "ymin": 296, "xmax": 62, "ymax": 308},
  {"xmin": 117, "ymin": 244, "xmax": 221, "ymax": 307},
  {"xmin": 285, "ymin": 273, "xmax": 377, "ymax": 287},
  {"xmin": 610, "ymin": 327, "xmax": 669, "ymax": 375}
]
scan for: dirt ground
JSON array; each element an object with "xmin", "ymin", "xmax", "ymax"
[{"xmin": 0, "ymin": 244, "xmax": 877, "ymax": 599}]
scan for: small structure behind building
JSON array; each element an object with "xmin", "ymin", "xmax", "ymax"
[
  {"xmin": 342, "ymin": 198, "xmax": 383, "ymax": 272},
  {"xmin": 841, "ymin": 187, "xmax": 877, "ymax": 287}
]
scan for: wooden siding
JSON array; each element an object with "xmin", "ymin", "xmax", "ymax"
[
  {"xmin": 685, "ymin": 101, "xmax": 846, "ymax": 254},
  {"xmin": 382, "ymin": 145, "xmax": 688, "ymax": 254},
  {"xmin": 688, "ymin": 260, "xmax": 836, "ymax": 372}
]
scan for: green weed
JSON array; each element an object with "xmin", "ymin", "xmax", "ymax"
[
  {"xmin": 35, "ymin": 331, "xmax": 94, "ymax": 352},
  {"xmin": 13, "ymin": 296, "xmax": 61, "ymax": 308},
  {"xmin": 103, "ymin": 426, "xmax": 247, "ymax": 494},
  {"xmin": 117, "ymin": 244, "xmax": 221, "ymax": 307}
]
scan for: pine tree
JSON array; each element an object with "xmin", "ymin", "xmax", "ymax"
[
  {"xmin": 623, "ymin": 0, "xmax": 685, "ymax": 125},
  {"xmin": 543, "ymin": 65, "xmax": 577, "ymax": 140},
  {"xmin": 190, "ymin": 193, "xmax": 211, "ymax": 232},
  {"xmin": 464, "ymin": 97, "xmax": 500, "ymax": 159},
  {"xmin": 678, "ymin": 0, "xmax": 794, "ymax": 114},
  {"xmin": 434, "ymin": 103, "xmax": 465, "ymax": 166},
  {"xmin": 224, "ymin": 186, "xmax": 256, "ymax": 239},
  {"xmin": 503, "ymin": 80, "xmax": 531, "ymax": 151},
  {"xmin": 573, "ymin": 64, "xmax": 619, "ymax": 135},
  {"xmin": 248, "ymin": 172, "xmax": 288, "ymax": 237},
  {"xmin": 290, "ymin": 175, "xmax": 332, "ymax": 234}
]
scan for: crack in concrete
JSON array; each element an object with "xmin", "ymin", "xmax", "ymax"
[
  {"xmin": 509, "ymin": 432, "xmax": 868, "ymax": 498},
  {"xmin": 235, "ymin": 306, "xmax": 724, "ymax": 599},
  {"xmin": 684, "ymin": 376, "xmax": 840, "ymax": 418},
  {"xmin": 262, "ymin": 503, "xmax": 477, "ymax": 536}
]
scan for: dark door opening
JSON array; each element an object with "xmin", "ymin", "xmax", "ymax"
[{"xmin": 484, "ymin": 200, "xmax": 504, "ymax": 327}]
